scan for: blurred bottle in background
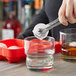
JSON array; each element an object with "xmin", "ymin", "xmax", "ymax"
[
  {"xmin": 1, "ymin": 0, "xmax": 43, "ymax": 39},
  {"xmin": 28, "ymin": 0, "xmax": 35, "ymax": 16},
  {"xmin": 34, "ymin": 0, "xmax": 43, "ymax": 15},
  {"xmin": 40, "ymin": 0, "xmax": 43, "ymax": 9},
  {"xmin": 2, "ymin": 0, "xmax": 18, "ymax": 20},
  {"xmin": 25, "ymin": 0, "xmax": 34, "ymax": 4},
  {"xmin": 24, "ymin": 4, "xmax": 32, "ymax": 31},
  {"xmin": 2, "ymin": 0, "xmax": 10, "ymax": 20},
  {"xmin": 2, "ymin": 0, "xmax": 22, "ymax": 40},
  {"xmin": 18, "ymin": 0, "xmax": 34, "ymax": 31},
  {"xmin": 17, "ymin": 0, "xmax": 43, "ymax": 32},
  {"xmin": 0, "ymin": 0, "xmax": 3, "ymax": 20},
  {"xmin": 2, "ymin": 12, "xmax": 22, "ymax": 40},
  {"xmin": 18, "ymin": 0, "xmax": 25, "ymax": 27}
]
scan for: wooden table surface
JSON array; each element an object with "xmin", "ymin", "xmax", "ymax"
[{"xmin": 0, "ymin": 53, "xmax": 76, "ymax": 76}]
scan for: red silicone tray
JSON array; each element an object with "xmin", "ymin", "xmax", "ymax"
[
  {"xmin": 0, "ymin": 39, "xmax": 61, "ymax": 64},
  {"xmin": 0, "ymin": 39, "xmax": 26, "ymax": 63},
  {"xmin": 55, "ymin": 41, "xmax": 61, "ymax": 53}
]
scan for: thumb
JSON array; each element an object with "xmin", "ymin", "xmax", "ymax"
[{"xmin": 58, "ymin": 0, "xmax": 68, "ymax": 26}]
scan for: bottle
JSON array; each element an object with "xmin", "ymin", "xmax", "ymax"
[
  {"xmin": 29, "ymin": 0, "xmax": 35, "ymax": 16},
  {"xmin": 25, "ymin": 0, "xmax": 34, "ymax": 4},
  {"xmin": 34, "ymin": 0, "xmax": 42, "ymax": 14},
  {"xmin": 9, "ymin": 0, "xmax": 17, "ymax": 17},
  {"xmin": 20, "ymin": 0, "xmax": 25, "ymax": 26},
  {"xmin": 0, "ymin": 0, "xmax": 3, "ymax": 20},
  {"xmin": 24, "ymin": 5, "xmax": 32, "ymax": 30},
  {"xmin": 18, "ymin": 0, "xmax": 25, "ymax": 26},
  {"xmin": 2, "ymin": 0, "xmax": 17, "ymax": 20},
  {"xmin": 2, "ymin": 11, "xmax": 22, "ymax": 40},
  {"xmin": 2, "ymin": 0, "xmax": 10, "ymax": 20},
  {"xmin": 40, "ymin": 0, "xmax": 43, "ymax": 9}
]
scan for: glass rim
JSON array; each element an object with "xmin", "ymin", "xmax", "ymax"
[
  {"xmin": 24, "ymin": 36, "xmax": 55, "ymax": 43},
  {"xmin": 60, "ymin": 28, "xmax": 76, "ymax": 35}
]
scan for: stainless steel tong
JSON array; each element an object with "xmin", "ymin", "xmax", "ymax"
[
  {"xmin": 33, "ymin": 18, "xmax": 61, "ymax": 40},
  {"xmin": 46, "ymin": 18, "xmax": 60, "ymax": 30},
  {"xmin": 46, "ymin": 18, "xmax": 68, "ymax": 30},
  {"xmin": 38, "ymin": 18, "xmax": 61, "ymax": 33}
]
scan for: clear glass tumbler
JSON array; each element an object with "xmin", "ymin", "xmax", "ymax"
[
  {"xmin": 24, "ymin": 36, "xmax": 55, "ymax": 71},
  {"xmin": 60, "ymin": 28, "xmax": 76, "ymax": 61}
]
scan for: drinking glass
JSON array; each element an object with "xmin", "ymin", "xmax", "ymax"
[
  {"xmin": 24, "ymin": 36, "xmax": 55, "ymax": 71},
  {"xmin": 60, "ymin": 28, "xmax": 76, "ymax": 61}
]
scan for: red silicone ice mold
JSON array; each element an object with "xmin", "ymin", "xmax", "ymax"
[
  {"xmin": 0, "ymin": 39, "xmax": 26, "ymax": 63},
  {"xmin": 0, "ymin": 38, "xmax": 61, "ymax": 64},
  {"xmin": 55, "ymin": 41, "xmax": 62, "ymax": 53}
]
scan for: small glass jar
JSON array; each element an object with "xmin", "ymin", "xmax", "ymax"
[
  {"xmin": 60, "ymin": 28, "xmax": 76, "ymax": 62},
  {"xmin": 24, "ymin": 36, "xmax": 55, "ymax": 71}
]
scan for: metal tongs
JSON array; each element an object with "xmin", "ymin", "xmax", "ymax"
[
  {"xmin": 45, "ymin": 18, "xmax": 60, "ymax": 30},
  {"xmin": 33, "ymin": 18, "xmax": 61, "ymax": 40}
]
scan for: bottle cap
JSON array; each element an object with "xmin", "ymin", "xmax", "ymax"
[{"xmin": 24, "ymin": 5, "xmax": 31, "ymax": 9}]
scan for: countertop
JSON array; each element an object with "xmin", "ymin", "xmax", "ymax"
[{"xmin": 0, "ymin": 53, "xmax": 76, "ymax": 76}]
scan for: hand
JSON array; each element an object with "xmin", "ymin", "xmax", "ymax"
[{"xmin": 58, "ymin": 0, "xmax": 76, "ymax": 26}]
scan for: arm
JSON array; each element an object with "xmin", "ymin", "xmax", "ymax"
[{"xmin": 17, "ymin": 0, "xmax": 49, "ymax": 39}]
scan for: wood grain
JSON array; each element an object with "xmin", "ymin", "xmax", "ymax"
[{"xmin": 0, "ymin": 53, "xmax": 76, "ymax": 76}]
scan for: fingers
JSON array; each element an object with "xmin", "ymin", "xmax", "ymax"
[
  {"xmin": 58, "ymin": 0, "xmax": 68, "ymax": 26},
  {"xmin": 59, "ymin": 0, "xmax": 76, "ymax": 25},
  {"xmin": 73, "ymin": 0, "xmax": 76, "ymax": 17},
  {"xmin": 66, "ymin": 0, "xmax": 76, "ymax": 24}
]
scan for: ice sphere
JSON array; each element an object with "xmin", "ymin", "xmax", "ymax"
[
  {"xmin": 32, "ymin": 23, "xmax": 49, "ymax": 40},
  {"xmin": 8, "ymin": 46, "xmax": 20, "ymax": 49},
  {"xmin": 0, "ymin": 43, "xmax": 7, "ymax": 48},
  {"xmin": 69, "ymin": 42, "xmax": 76, "ymax": 47}
]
